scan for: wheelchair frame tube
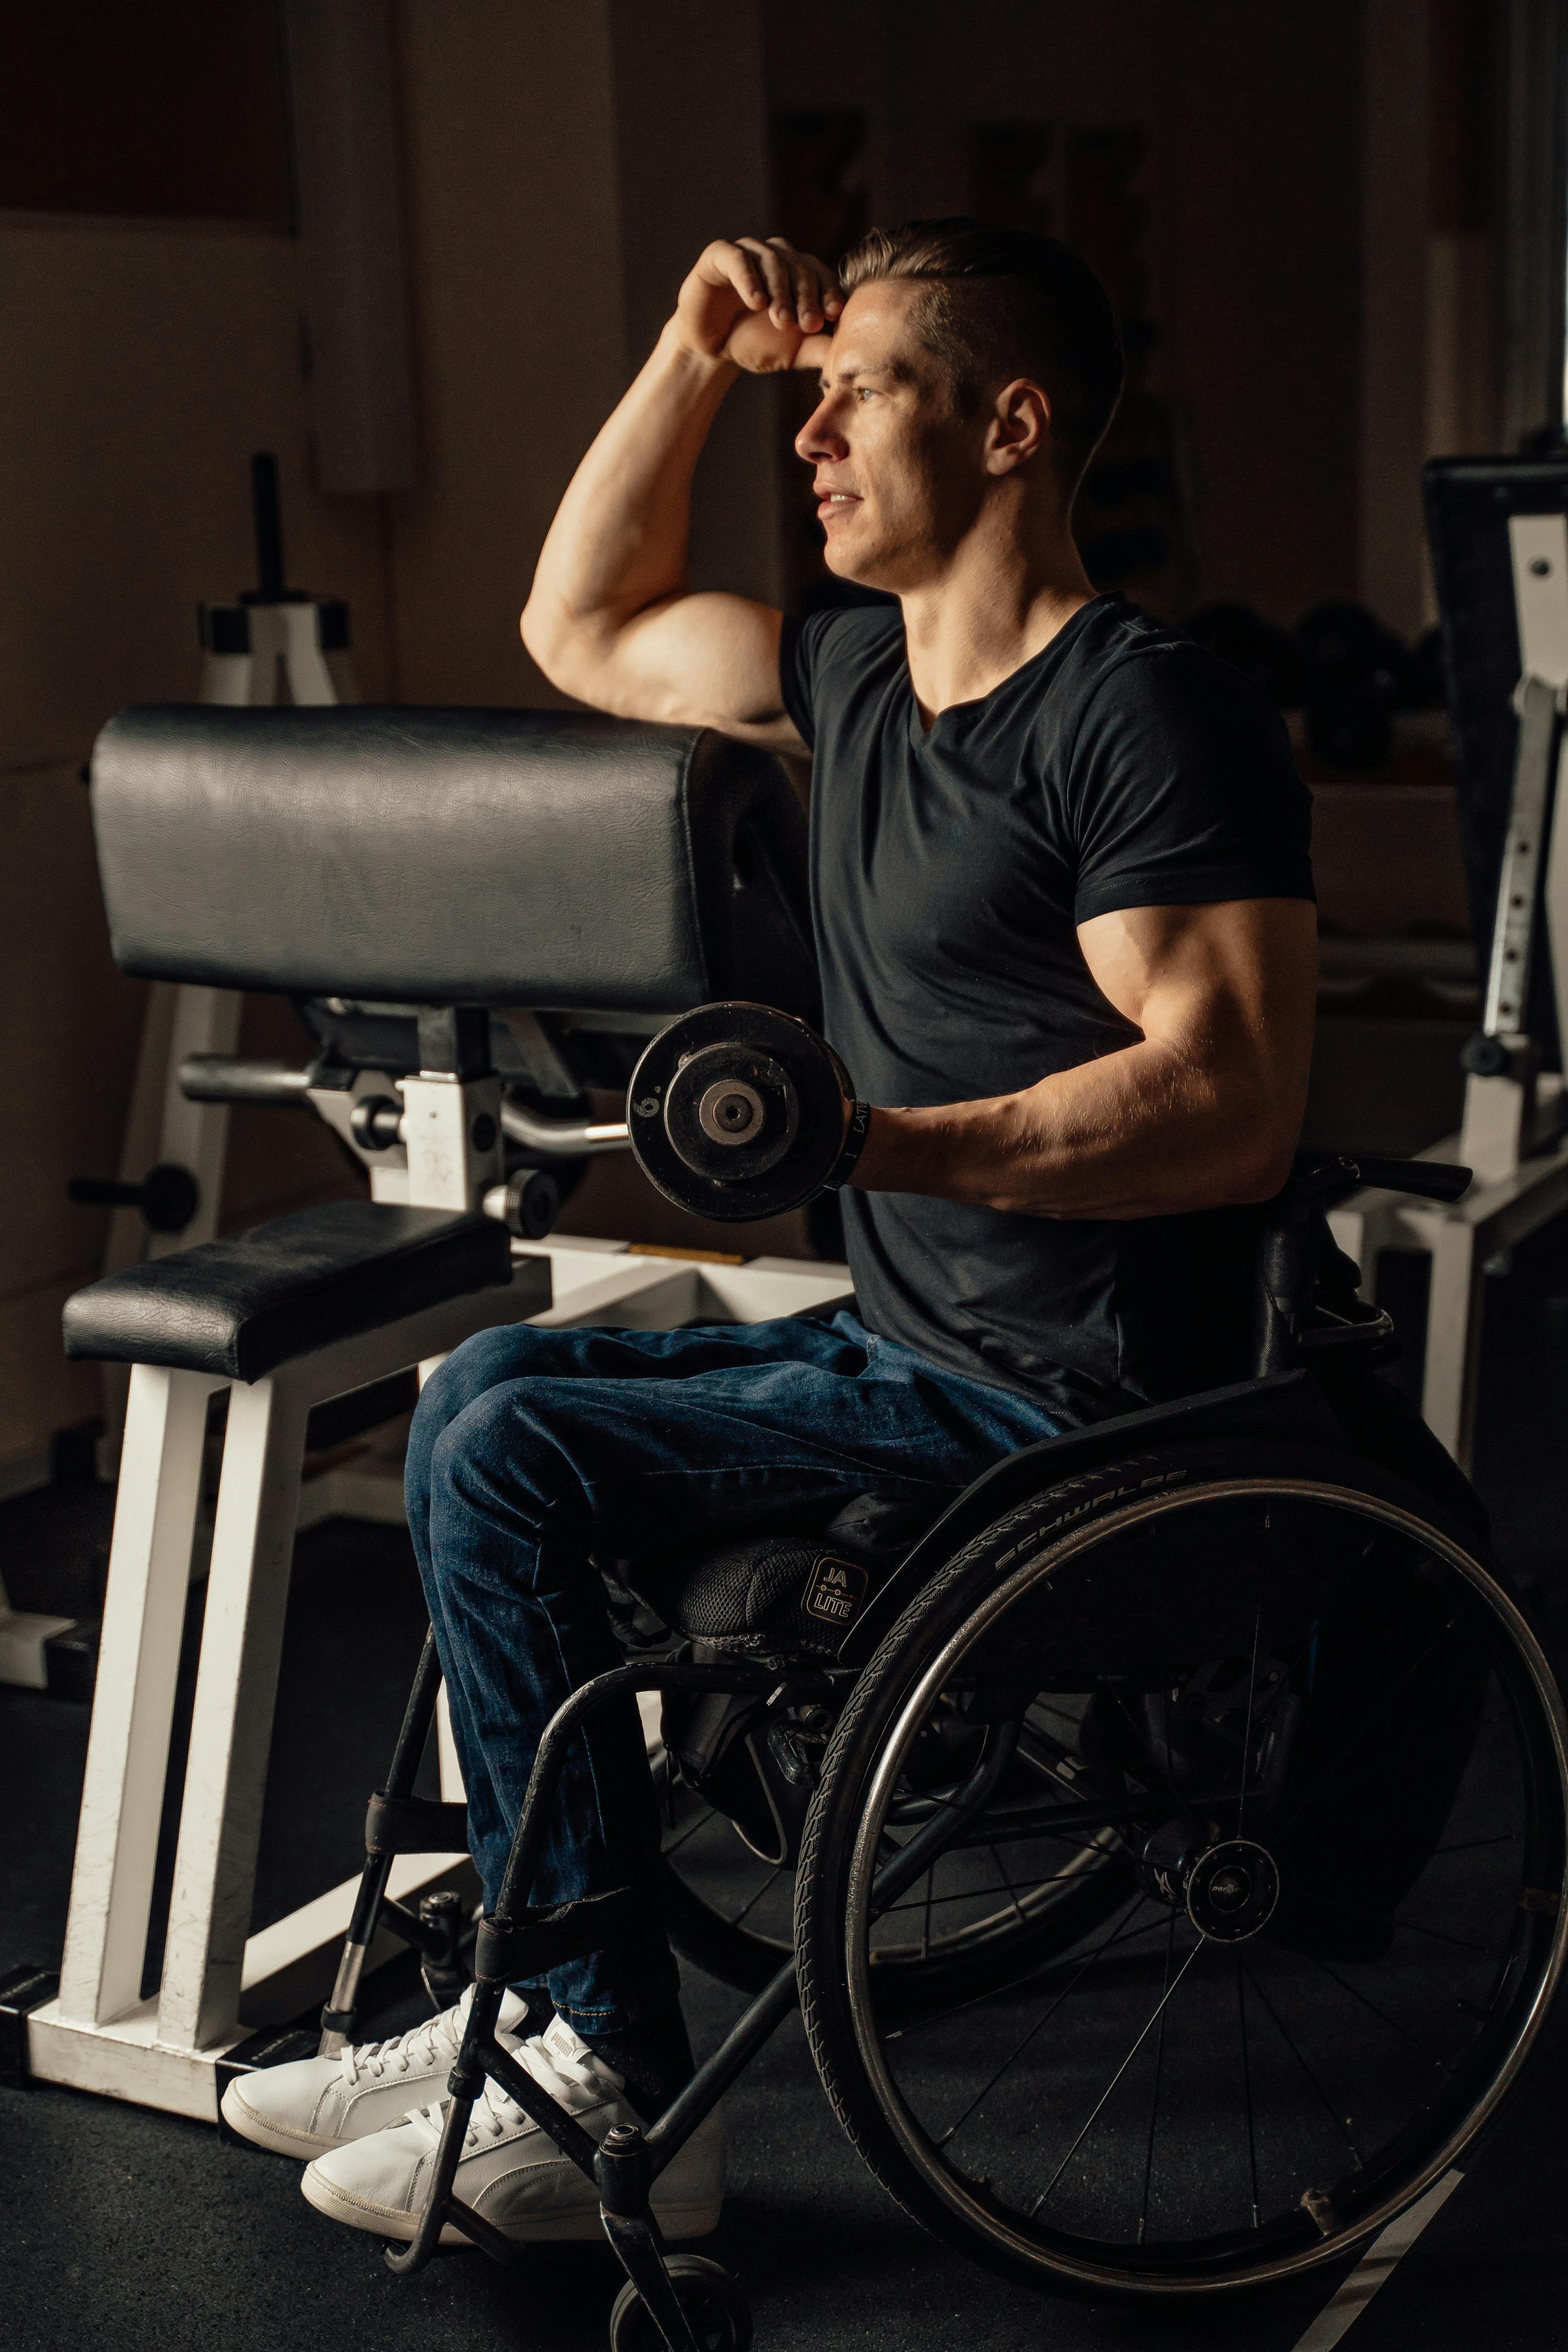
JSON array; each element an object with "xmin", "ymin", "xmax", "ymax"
[
  {"xmin": 321, "ymin": 1630, "xmax": 445, "ymax": 2051},
  {"xmin": 643, "ymin": 1958, "xmax": 799, "ymax": 2175},
  {"xmin": 492, "ymin": 1659, "xmax": 784, "ymax": 1924}
]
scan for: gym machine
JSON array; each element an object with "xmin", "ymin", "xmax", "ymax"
[
  {"xmin": 6, "ymin": 704, "xmax": 850, "ymax": 2122},
  {"xmin": 1331, "ymin": 456, "xmax": 1568, "ymax": 1468}
]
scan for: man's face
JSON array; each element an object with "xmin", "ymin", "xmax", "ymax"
[{"xmin": 793, "ymin": 281, "xmax": 989, "ymax": 592}]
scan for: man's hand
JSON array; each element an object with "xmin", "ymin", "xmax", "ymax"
[
  {"xmin": 523, "ymin": 234, "xmax": 840, "ymax": 743},
  {"xmin": 673, "ymin": 237, "xmax": 843, "ymax": 374}
]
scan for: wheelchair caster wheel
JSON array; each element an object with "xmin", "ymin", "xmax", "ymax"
[{"xmin": 608, "ymin": 2254, "xmax": 753, "ymax": 2352}]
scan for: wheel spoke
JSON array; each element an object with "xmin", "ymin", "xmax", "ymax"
[
  {"xmin": 1272, "ymin": 1611, "xmax": 1463, "ymax": 1838},
  {"xmin": 728, "ymin": 1865, "xmax": 785, "ymax": 1931},
  {"xmin": 1237, "ymin": 1599, "xmax": 1264, "ymax": 1834},
  {"xmin": 1029, "ymin": 1938, "xmax": 1204, "ymax": 2215},
  {"xmin": 1304, "ymin": 1952, "xmax": 1454, "ymax": 2069},
  {"xmin": 1312, "ymin": 1897, "xmax": 1500, "ymax": 1956},
  {"xmin": 883, "ymin": 1862, "xmax": 1104, "ymax": 1916},
  {"xmin": 989, "ymin": 1843, "xmax": 1029, "ymax": 1930},
  {"xmin": 662, "ymin": 1807, "xmax": 716, "ymax": 1860},
  {"xmin": 1236, "ymin": 1951, "xmax": 1261, "ymax": 2229},
  {"xmin": 1136, "ymin": 1916, "xmax": 1177, "ymax": 2244},
  {"xmin": 940, "ymin": 1891, "xmax": 1161, "ymax": 2154},
  {"xmin": 1241, "ymin": 1956, "xmax": 1363, "ymax": 2164}
]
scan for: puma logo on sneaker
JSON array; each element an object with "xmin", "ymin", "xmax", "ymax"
[
  {"xmin": 300, "ymin": 2014, "xmax": 724, "ymax": 2244},
  {"xmin": 217, "ymin": 1985, "xmax": 532, "ymax": 2159}
]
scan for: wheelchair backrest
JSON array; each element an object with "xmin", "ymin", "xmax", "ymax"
[{"xmin": 88, "ymin": 705, "xmax": 817, "ymax": 1020}]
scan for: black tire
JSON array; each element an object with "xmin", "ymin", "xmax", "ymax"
[
  {"xmin": 608, "ymin": 2256, "xmax": 753, "ymax": 2352},
  {"xmin": 796, "ymin": 1440, "xmax": 1568, "ymax": 2295}
]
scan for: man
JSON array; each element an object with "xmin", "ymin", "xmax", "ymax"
[{"xmin": 222, "ymin": 221, "xmax": 1316, "ymax": 2245}]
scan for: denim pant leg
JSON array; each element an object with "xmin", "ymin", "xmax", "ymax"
[
  {"xmin": 406, "ymin": 1313, "xmax": 1058, "ymax": 2036},
  {"xmin": 404, "ymin": 1318, "xmax": 878, "ymax": 2028}
]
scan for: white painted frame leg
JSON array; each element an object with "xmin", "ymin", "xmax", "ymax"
[
  {"xmin": 156, "ymin": 1374, "xmax": 310, "ymax": 2053},
  {"xmin": 1411, "ymin": 1209, "xmax": 1483, "ymax": 1471},
  {"xmin": 56, "ymin": 1366, "xmax": 218, "ymax": 2027}
]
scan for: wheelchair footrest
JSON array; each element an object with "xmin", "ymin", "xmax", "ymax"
[
  {"xmin": 474, "ymin": 1888, "xmax": 640, "ymax": 1982},
  {"xmin": 365, "ymin": 1792, "xmax": 470, "ymax": 1854}
]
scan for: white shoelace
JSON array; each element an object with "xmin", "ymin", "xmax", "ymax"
[
  {"xmin": 341, "ymin": 2001, "xmax": 464, "ymax": 2090},
  {"xmin": 411, "ymin": 2027, "xmax": 615, "ymax": 2154}
]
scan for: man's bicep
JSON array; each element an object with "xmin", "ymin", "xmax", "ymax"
[
  {"xmin": 1077, "ymin": 898, "xmax": 1318, "ymax": 1048},
  {"xmin": 590, "ymin": 593, "xmax": 806, "ymax": 751}
]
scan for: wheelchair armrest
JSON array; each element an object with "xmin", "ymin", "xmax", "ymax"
[
  {"xmin": 1290, "ymin": 1150, "xmax": 1472, "ymax": 1208},
  {"xmin": 1340, "ymin": 1153, "xmax": 1471, "ymax": 1203}
]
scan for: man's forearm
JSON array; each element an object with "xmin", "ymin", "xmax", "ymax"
[
  {"xmin": 851, "ymin": 1038, "xmax": 1296, "ymax": 1221},
  {"xmin": 522, "ymin": 326, "xmax": 735, "ymax": 683}
]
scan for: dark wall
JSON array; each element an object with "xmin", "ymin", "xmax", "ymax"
[
  {"xmin": 766, "ymin": 0, "xmax": 1366, "ymax": 623},
  {"xmin": 0, "ymin": 1, "xmax": 290, "ymax": 225}
]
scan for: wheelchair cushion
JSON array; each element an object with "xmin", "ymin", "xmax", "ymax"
[
  {"xmin": 89, "ymin": 705, "xmax": 817, "ymax": 1018},
  {"xmin": 61, "ymin": 1201, "xmax": 514, "ymax": 1380},
  {"xmin": 661, "ymin": 1491, "xmax": 939, "ymax": 1661}
]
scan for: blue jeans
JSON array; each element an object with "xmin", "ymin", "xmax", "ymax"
[{"xmin": 405, "ymin": 1309, "xmax": 1058, "ymax": 2034}]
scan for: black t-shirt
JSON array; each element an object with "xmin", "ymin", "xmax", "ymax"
[{"xmin": 778, "ymin": 591, "xmax": 1315, "ymax": 1426}]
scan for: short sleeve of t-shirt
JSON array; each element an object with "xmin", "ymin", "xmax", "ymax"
[
  {"xmin": 778, "ymin": 608, "xmax": 855, "ymax": 752},
  {"xmin": 1068, "ymin": 645, "xmax": 1314, "ymax": 924}
]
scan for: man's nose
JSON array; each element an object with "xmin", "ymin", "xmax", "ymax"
[{"xmin": 794, "ymin": 398, "xmax": 848, "ymax": 464}]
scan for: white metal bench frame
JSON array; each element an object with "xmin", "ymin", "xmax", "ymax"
[{"xmin": 25, "ymin": 1239, "xmax": 851, "ymax": 2122}]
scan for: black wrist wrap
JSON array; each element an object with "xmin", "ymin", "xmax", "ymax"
[{"xmin": 821, "ymin": 1100, "xmax": 872, "ymax": 1192}]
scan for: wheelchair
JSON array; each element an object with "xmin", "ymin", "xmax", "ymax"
[
  {"xmin": 327, "ymin": 1145, "xmax": 1568, "ymax": 2350},
  {"xmin": 70, "ymin": 702, "xmax": 1568, "ymax": 2351}
]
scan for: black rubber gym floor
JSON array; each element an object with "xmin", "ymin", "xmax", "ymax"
[{"xmin": 9, "ymin": 1223, "xmax": 1568, "ymax": 2352}]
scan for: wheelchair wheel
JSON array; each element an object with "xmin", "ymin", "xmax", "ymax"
[
  {"xmin": 796, "ymin": 1441, "xmax": 1568, "ymax": 2294},
  {"xmin": 659, "ymin": 1700, "xmax": 1133, "ymax": 2008},
  {"xmin": 608, "ymin": 2256, "xmax": 752, "ymax": 2352}
]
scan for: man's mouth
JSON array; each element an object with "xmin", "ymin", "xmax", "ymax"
[{"xmin": 816, "ymin": 490, "xmax": 861, "ymax": 518}]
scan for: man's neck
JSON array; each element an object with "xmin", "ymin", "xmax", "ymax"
[{"xmin": 898, "ymin": 515, "xmax": 1097, "ymax": 727}]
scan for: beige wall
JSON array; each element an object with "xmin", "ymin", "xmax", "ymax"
[
  {"xmin": 389, "ymin": 0, "xmax": 627, "ymax": 707},
  {"xmin": 0, "ymin": 217, "xmax": 391, "ymax": 1478},
  {"xmin": 0, "ymin": 2, "xmax": 794, "ymax": 1479}
]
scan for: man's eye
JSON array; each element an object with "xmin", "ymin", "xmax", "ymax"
[{"xmin": 856, "ymin": 386, "xmax": 877, "ymax": 402}]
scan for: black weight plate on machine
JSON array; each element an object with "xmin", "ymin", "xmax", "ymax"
[{"xmin": 627, "ymin": 1002, "xmax": 853, "ymax": 1222}]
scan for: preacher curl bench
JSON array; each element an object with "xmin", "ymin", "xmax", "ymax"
[
  {"xmin": 18, "ymin": 705, "xmax": 849, "ymax": 2120},
  {"xmin": 16, "ymin": 705, "xmax": 1568, "ymax": 2351}
]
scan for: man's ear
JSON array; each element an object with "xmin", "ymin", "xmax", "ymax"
[{"xmin": 984, "ymin": 378, "xmax": 1051, "ymax": 475}]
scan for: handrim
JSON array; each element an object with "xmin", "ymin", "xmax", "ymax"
[{"xmin": 838, "ymin": 1474, "xmax": 1568, "ymax": 2296}]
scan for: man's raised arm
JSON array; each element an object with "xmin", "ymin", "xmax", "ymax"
[{"xmin": 521, "ymin": 237, "xmax": 839, "ymax": 744}]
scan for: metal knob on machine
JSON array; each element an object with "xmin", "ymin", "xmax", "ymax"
[
  {"xmin": 626, "ymin": 1002, "xmax": 856, "ymax": 1221},
  {"xmin": 66, "ymin": 1161, "xmax": 200, "ymax": 1236}
]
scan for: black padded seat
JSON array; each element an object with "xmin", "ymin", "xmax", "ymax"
[{"xmin": 62, "ymin": 1201, "xmax": 512, "ymax": 1381}]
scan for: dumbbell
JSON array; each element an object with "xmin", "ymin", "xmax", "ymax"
[{"xmin": 626, "ymin": 1002, "xmax": 868, "ymax": 1222}]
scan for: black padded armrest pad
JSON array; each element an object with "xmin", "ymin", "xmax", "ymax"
[
  {"xmin": 62, "ymin": 1202, "xmax": 514, "ymax": 1381},
  {"xmin": 90, "ymin": 705, "xmax": 817, "ymax": 1017}
]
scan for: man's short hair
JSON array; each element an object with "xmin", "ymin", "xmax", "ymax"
[{"xmin": 838, "ymin": 217, "xmax": 1124, "ymax": 500}]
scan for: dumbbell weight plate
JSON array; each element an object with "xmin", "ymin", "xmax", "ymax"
[
  {"xmin": 663, "ymin": 1041, "xmax": 799, "ymax": 1181},
  {"xmin": 627, "ymin": 1002, "xmax": 854, "ymax": 1222}
]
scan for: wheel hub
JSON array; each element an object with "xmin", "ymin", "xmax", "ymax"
[{"xmin": 1138, "ymin": 1816, "xmax": 1281, "ymax": 1942}]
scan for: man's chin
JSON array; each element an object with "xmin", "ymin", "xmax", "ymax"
[{"xmin": 823, "ymin": 534, "xmax": 894, "ymax": 592}]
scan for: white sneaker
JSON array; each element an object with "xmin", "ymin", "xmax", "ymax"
[
  {"xmin": 219, "ymin": 1986, "xmax": 532, "ymax": 2158},
  {"xmin": 300, "ymin": 2014, "xmax": 724, "ymax": 2245}
]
